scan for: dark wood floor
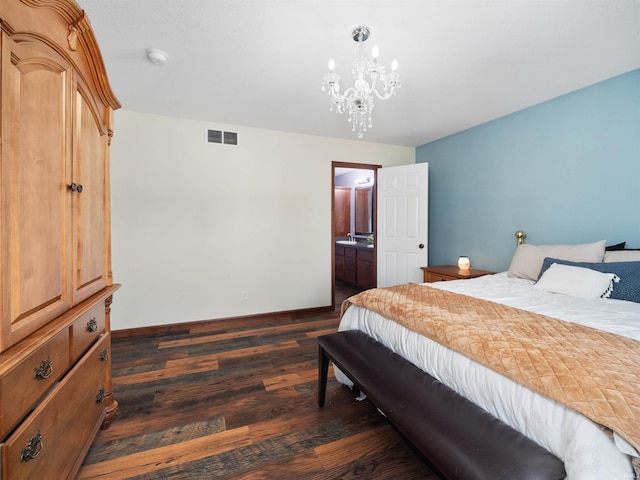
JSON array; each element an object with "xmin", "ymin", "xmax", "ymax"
[{"xmin": 78, "ymin": 282, "xmax": 442, "ymax": 479}]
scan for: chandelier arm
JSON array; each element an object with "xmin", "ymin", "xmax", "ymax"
[
  {"xmin": 372, "ymin": 88, "xmax": 398, "ymax": 100},
  {"xmin": 330, "ymin": 86, "xmax": 357, "ymax": 103}
]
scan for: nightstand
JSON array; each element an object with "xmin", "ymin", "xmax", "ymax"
[{"xmin": 421, "ymin": 265, "xmax": 494, "ymax": 283}]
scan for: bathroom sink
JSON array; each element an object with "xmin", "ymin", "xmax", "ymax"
[{"xmin": 336, "ymin": 240, "xmax": 358, "ymax": 245}]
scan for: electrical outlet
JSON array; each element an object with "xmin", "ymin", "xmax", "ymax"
[{"xmin": 240, "ymin": 290, "xmax": 248, "ymax": 301}]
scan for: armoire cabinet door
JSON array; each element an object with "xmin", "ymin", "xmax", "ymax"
[
  {"xmin": 71, "ymin": 83, "xmax": 109, "ymax": 305},
  {"xmin": 0, "ymin": 33, "xmax": 73, "ymax": 351}
]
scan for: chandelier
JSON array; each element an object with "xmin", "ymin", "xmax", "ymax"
[{"xmin": 322, "ymin": 26, "xmax": 400, "ymax": 139}]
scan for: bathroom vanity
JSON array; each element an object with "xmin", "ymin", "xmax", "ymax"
[{"xmin": 335, "ymin": 243, "xmax": 375, "ymax": 289}]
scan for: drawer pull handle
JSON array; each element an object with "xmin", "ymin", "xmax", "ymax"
[
  {"xmin": 33, "ymin": 357, "xmax": 53, "ymax": 381},
  {"xmin": 20, "ymin": 431, "xmax": 43, "ymax": 462},
  {"xmin": 86, "ymin": 317, "xmax": 98, "ymax": 333},
  {"xmin": 96, "ymin": 387, "xmax": 106, "ymax": 404},
  {"xmin": 99, "ymin": 348, "xmax": 109, "ymax": 361}
]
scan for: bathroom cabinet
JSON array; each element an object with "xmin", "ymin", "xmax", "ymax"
[{"xmin": 335, "ymin": 244, "xmax": 375, "ymax": 289}]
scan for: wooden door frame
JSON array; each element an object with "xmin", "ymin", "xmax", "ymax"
[{"xmin": 331, "ymin": 161, "xmax": 382, "ymax": 309}]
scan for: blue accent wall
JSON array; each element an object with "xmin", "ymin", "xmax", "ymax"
[{"xmin": 417, "ymin": 69, "xmax": 640, "ymax": 272}]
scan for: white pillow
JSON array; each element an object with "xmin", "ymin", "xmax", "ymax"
[
  {"xmin": 604, "ymin": 250, "xmax": 640, "ymax": 263},
  {"xmin": 507, "ymin": 240, "xmax": 606, "ymax": 281},
  {"xmin": 533, "ymin": 263, "xmax": 618, "ymax": 300}
]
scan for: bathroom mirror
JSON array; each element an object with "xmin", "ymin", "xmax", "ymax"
[{"xmin": 354, "ymin": 186, "xmax": 373, "ymax": 235}]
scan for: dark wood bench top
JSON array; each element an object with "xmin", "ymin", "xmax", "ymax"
[{"xmin": 317, "ymin": 330, "xmax": 565, "ymax": 480}]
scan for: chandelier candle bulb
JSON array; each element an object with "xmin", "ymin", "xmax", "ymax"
[
  {"xmin": 328, "ymin": 59, "xmax": 335, "ymax": 71},
  {"xmin": 458, "ymin": 256, "xmax": 471, "ymax": 270}
]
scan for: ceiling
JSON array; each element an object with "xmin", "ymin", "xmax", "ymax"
[{"xmin": 77, "ymin": 0, "xmax": 640, "ymax": 147}]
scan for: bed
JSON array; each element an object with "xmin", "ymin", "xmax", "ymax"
[{"xmin": 334, "ymin": 234, "xmax": 640, "ymax": 480}]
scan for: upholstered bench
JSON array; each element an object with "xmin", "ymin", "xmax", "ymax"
[{"xmin": 316, "ymin": 330, "xmax": 566, "ymax": 480}]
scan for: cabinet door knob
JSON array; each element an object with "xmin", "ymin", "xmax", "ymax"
[
  {"xmin": 76, "ymin": 184, "xmax": 83, "ymax": 193},
  {"xmin": 419, "ymin": 244, "xmax": 425, "ymax": 249},
  {"xmin": 67, "ymin": 183, "xmax": 77, "ymax": 192}
]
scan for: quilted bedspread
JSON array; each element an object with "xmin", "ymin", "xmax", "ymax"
[{"xmin": 344, "ymin": 282, "xmax": 640, "ymax": 452}]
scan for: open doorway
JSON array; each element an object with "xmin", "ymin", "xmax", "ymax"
[{"xmin": 331, "ymin": 161, "xmax": 382, "ymax": 309}]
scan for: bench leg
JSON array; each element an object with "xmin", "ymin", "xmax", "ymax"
[{"xmin": 318, "ymin": 345, "xmax": 329, "ymax": 407}]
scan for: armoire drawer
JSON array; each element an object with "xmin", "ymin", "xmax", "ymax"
[
  {"xmin": 70, "ymin": 303, "xmax": 105, "ymax": 362},
  {"xmin": 0, "ymin": 328, "xmax": 70, "ymax": 439},
  {"xmin": 1, "ymin": 334, "xmax": 109, "ymax": 480}
]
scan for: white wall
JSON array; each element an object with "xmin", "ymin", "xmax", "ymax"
[{"xmin": 109, "ymin": 111, "xmax": 414, "ymax": 330}]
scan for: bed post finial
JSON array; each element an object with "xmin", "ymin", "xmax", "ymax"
[{"xmin": 515, "ymin": 230, "xmax": 526, "ymax": 246}]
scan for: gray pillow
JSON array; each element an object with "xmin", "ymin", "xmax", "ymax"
[{"xmin": 507, "ymin": 240, "xmax": 606, "ymax": 281}]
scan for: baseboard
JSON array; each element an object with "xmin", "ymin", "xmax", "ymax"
[{"xmin": 111, "ymin": 304, "xmax": 335, "ymax": 339}]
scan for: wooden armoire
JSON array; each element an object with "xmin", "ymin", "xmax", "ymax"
[{"xmin": 0, "ymin": 1, "xmax": 120, "ymax": 478}]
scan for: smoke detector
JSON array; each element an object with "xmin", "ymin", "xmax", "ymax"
[{"xmin": 146, "ymin": 48, "xmax": 168, "ymax": 65}]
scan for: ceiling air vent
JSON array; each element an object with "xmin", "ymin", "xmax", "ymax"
[
  {"xmin": 223, "ymin": 131, "xmax": 238, "ymax": 146},
  {"xmin": 207, "ymin": 129, "xmax": 222, "ymax": 144}
]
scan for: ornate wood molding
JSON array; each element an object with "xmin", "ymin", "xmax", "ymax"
[
  {"xmin": 20, "ymin": 0, "xmax": 121, "ymax": 110},
  {"xmin": 101, "ymin": 294, "xmax": 118, "ymax": 430},
  {"xmin": 67, "ymin": 10, "xmax": 84, "ymax": 51}
]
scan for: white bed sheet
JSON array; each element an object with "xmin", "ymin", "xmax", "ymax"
[{"xmin": 336, "ymin": 272, "xmax": 640, "ymax": 480}]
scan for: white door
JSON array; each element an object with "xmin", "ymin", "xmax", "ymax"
[{"xmin": 377, "ymin": 163, "xmax": 428, "ymax": 287}]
